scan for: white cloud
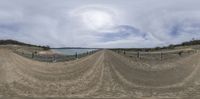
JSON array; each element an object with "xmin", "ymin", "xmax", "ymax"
[{"xmin": 0, "ymin": 0, "xmax": 200, "ymax": 48}]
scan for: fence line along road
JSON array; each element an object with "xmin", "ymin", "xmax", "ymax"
[
  {"xmin": 113, "ymin": 49, "xmax": 197, "ymax": 60},
  {"xmin": 14, "ymin": 50, "xmax": 98, "ymax": 62}
]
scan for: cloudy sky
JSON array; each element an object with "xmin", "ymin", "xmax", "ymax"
[{"xmin": 0, "ymin": 0, "xmax": 200, "ymax": 48}]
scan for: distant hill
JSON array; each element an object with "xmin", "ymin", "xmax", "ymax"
[
  {"xmin": 110, "ymin": 39, "xmax": 200, "ymax": 51},
  {"xmin": 1, "ymin": 39, "xmax": 200, "ymax": 51},
  {"xmin": 52, "ymin": 47, "xmax": 99, "ymax": 49},
  {"xmin": 0, "ymin": 39, "xmax": 50, "ymax": 50},
  {"xmin": 173, "ymin": 40, "xmax": 200, "ymax": 47}
]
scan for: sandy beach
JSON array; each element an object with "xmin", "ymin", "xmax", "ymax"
[{"xmin": 0, "ymin": 46, "xmax": 200, "ymax": 99}]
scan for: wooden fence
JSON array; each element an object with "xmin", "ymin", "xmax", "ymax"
[
  {"xmin": 114, "ymin": 49, "xmax": 197, "ymax": 60},
  {"xmin": 14, "ymin": 50, "xmax": 97, "ymax": 62}
]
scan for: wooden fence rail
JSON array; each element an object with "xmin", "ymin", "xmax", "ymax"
[
  {"xmin": 113, "ymin": 49, "xmax": 197, "ymax": 60},
  {"xmin": 14, "ymin": 50, "xmax": 98, "ymax": 62}
]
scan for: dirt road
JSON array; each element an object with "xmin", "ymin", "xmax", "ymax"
[{"xmin": 1, "ymin": 49, "xmax": 200, "ymax": 99}]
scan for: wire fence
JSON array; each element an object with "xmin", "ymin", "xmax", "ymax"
[
  {"xmin": 113, "ymin": 49, "xmax": 198, "ymax": 60},
  {"xmin": 14, "ymin": 50, "xmax": 98, "ymax": 62}
]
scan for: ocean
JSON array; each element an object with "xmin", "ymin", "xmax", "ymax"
[{"xmin": 52, "ymin": 48, "xmax": 97, "ymax": 55}]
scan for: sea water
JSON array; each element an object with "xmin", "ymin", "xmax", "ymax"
[{"xmin": 52, "ymin": 48, "xmax": 97, "ymax": 55}]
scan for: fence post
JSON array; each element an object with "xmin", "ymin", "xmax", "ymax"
[
  {"xmin": 31, "ymin": 52, "xmax": 34, "ymax": 58},
  {"xmin": 46, "ymin": 55, "xmax": 48, "ymax": 62},
  {"xmin": 52, "ymin": 55, "xmax": 53, "ymax": 62},
  {"xmin": 178, "ymin": 51, "xmax": 182, "ymax": 56},
  {"xmin": 75, "ymin": 52, "xmax": 78, "ymax": 59},
  {"xmin": 53, "ymin": 55, "xmax": 56, "ymax": 62},
  {"xmin": 123, "ymin": 50, "xmax": 126, "ymax": 55},
  {"xmin": 31, "ymin": 52, "xmax": 33, "ymax": 58},
  {"xmin": 137, "ymin": 51, "xmax": 140, "ymax": 59},
  {"xmin": 160, "ymin": 52, "xmax": 163, "ymax": 60}
]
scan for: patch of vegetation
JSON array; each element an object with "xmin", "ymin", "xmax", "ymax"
[{"xmin": 0, "ymin": 39, "xmax": 50, "ymax": 50}]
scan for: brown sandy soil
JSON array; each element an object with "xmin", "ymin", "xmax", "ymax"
[{"xmin": 0, "ymin": 48, "xmax": 200, "ymax": 99}]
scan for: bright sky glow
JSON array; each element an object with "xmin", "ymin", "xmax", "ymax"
[
  {"xmin": 0, "ymin": 0, "xmax": 200, "ymax": 48},
  {"xmin": 81, "ymin": 9, "xmax": 114, "ymax": 30}
]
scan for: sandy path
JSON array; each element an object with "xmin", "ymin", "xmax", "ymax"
[{"xmin": 0, "ymin": 49, "xmax": 200, "ymax": 99}]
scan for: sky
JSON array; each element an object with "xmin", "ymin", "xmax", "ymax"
[{"xmin": 0, "ymin": 0, "xmax": 200, "ymax": 48}]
